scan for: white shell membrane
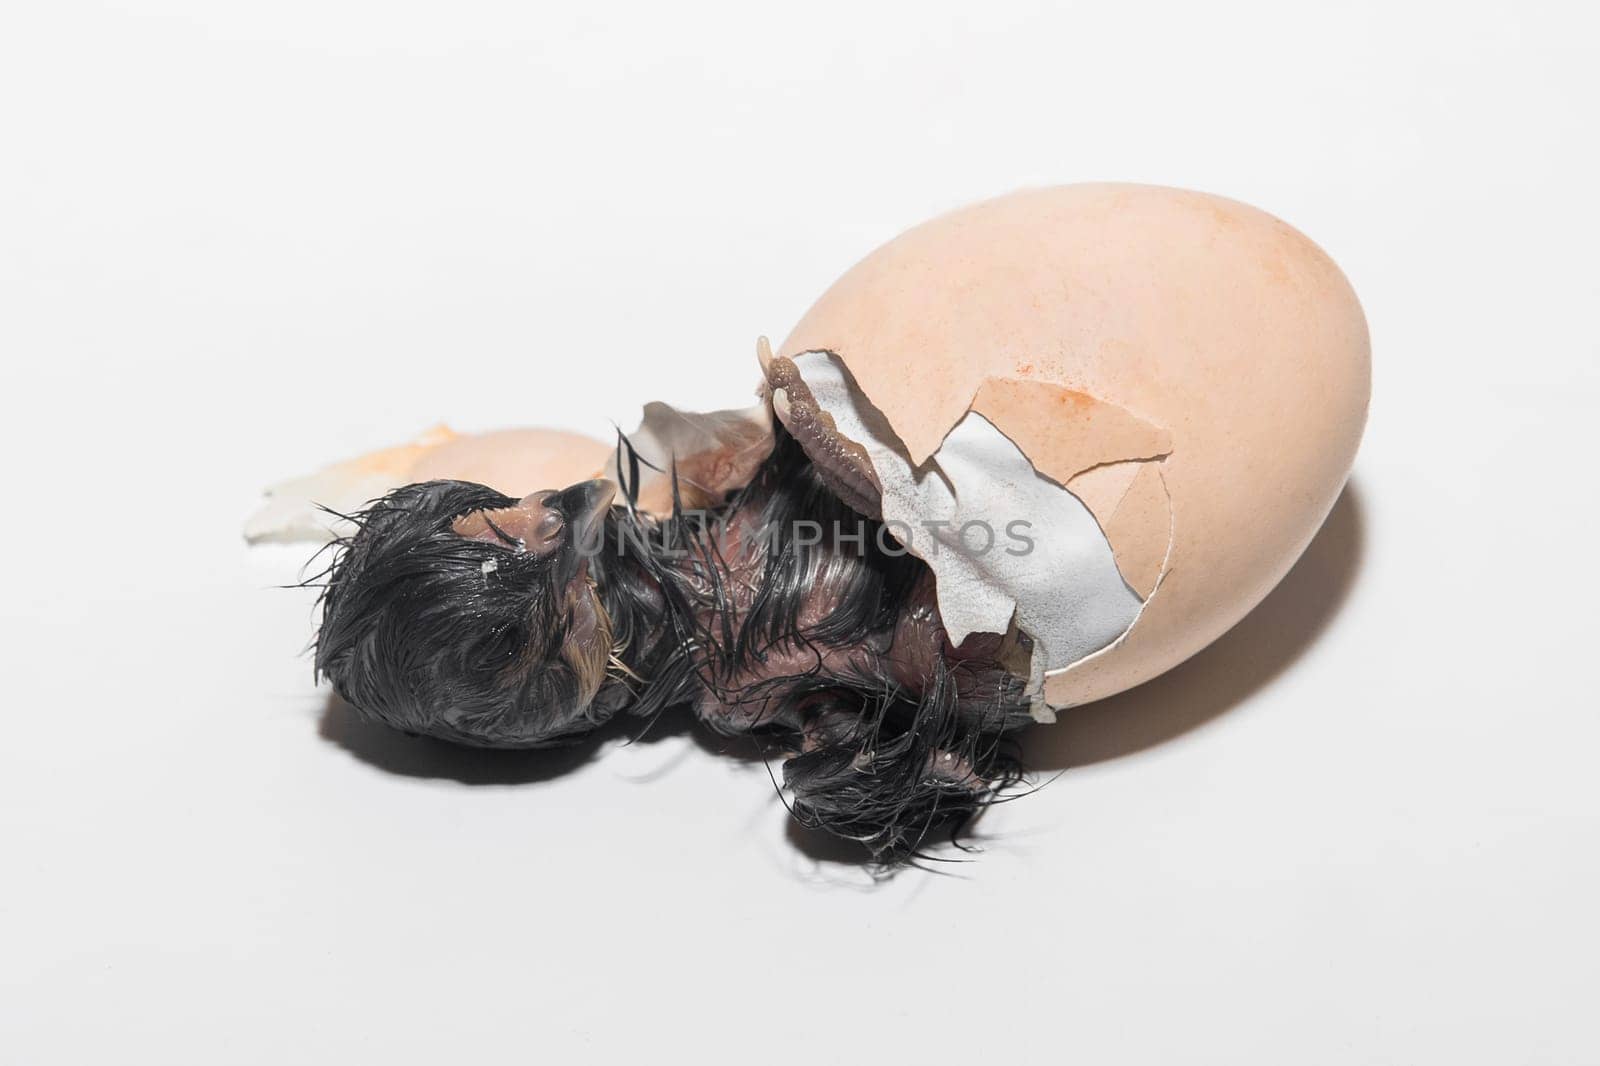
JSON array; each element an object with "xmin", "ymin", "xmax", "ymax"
[{"xmin": 787, "ymin": 351, "xmax": 1143, "ymax": 685}]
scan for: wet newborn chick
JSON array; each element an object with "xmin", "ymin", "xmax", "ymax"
[{"xmin": 314, "ymin": 426, "xmax": 1036, "ymax": 862}]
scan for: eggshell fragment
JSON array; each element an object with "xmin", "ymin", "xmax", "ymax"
[
  {"xmin": 1066, "ymin": 461, "xmax": 1171, "ymax": 599},
  {"xmin": 245, "ymin": 426, "xmax": 612, "ymax": 543},
  {"xmin": 970, "ymin": 378, "xmax": 1172, "ymax": 482},
  {"xmin": 777, "ymin": 183, "xmax": 1370, "ymax": 707},
  {"xmin": 603, "ymin": 401, "xmax": 773, "ymax": 516},
  {"xmin": 407, "ymin": 428, "xmax": 613, "ymax": 497}
]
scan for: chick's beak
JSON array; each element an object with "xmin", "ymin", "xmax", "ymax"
[{"xmin": 552, "ymin": 479, "xmax": 617, "ymax": 556}]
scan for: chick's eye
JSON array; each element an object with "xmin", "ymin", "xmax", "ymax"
[{"xmin": 535, "ymin": 511, "xmax": 564, "ymax": 540}]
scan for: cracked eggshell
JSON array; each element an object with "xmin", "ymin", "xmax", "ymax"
[
  {"xmin": 777, "ymin": 183, "xmax": 1370, "ymax": 707},
  {"xmin": 245, "ymin": 426, "xmax": 612, "ymax": 543},
  {"xmin": 406, "ymin": 428, "xmax": 613, "ymax": 496}
]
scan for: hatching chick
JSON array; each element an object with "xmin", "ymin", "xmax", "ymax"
[{"xmin": 314, "ymin": 426, "xmax": 1036, "ymax": 862}]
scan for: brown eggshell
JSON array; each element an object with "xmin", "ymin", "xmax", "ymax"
[
  {"xmin": 777, "ymin": 183, "xmax": 1369, "ymax": 707},
  {"xmin": 245, "ymin": 426, "xmax": 613, "ymax": 544},
  {"xmin": 408, "ymin": 428, "xmax": 613, "ymax": 497}
]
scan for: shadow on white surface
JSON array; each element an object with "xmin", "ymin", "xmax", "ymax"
[
  {"xmin": 1026, "ymin": 481, "xmax": 1367, "ymax": 770},
  {"xmin": 318, "ymin": 693, "xmax": 694, "ymax": 784}
]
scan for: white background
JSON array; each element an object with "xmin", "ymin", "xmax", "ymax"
[{"xmin": 3, "ymin": 2, "xmax": 1596, "ymax": 1062}]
